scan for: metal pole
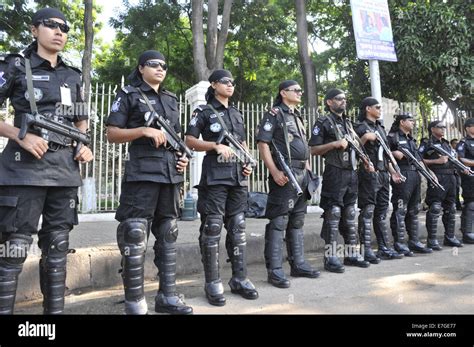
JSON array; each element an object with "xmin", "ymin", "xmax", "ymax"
[{"xmin": 369, "ymin": 59, "xmax": 383, "ymax": 119}]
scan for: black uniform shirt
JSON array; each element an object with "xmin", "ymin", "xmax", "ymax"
[
  {"xmin": 457, "ymin": 135, "xmax": 474, "ymax": 161},
  {"xmin": 185, "ymin": 98, "xmax": 247, "ymax": 187},
  {"xmin": 419, "ymin": 135, "xmax": 454, "ymax": 172},
  {"xmin": 106, "ymin": 80, "xmax": 183, "ymax": 184},
  {"xmin": 388, "ymin": 130, "xmax": 420, "ymax": 166},
  {"xmin": 0, "ymin": 51, "xmax": 87, "ymax": 186},
  {"xmin": 308, "ymin": 112, "xmax": 353, "ymax": 169},
  {"xmin": 355, "ymin": 118, "xmax": 389, "ymax": 171}
]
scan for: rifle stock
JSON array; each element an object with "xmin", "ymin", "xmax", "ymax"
[
  {"xmin": 216, "ymin": 130, "xmax": 257, "ymax": 168},
  {"xmin": 431, "ymin": 144, "xmax": 474, "ymax": 176},
  {"xmin": 271, "ymin": 140, "xmax": 303, "ymax": 196}
]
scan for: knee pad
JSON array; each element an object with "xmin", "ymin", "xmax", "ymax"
[
  {"xmin": 360, "ymin": 205, "xmax": 375, "ymax": 219},
  {"xmin": 269, "ymin": 215, "xmax": 289, "ymax": 232},
  {"xmin": 428, "ymin": 202, "xmax": 442, "ymax": 215},
  {"xmin": 467, "ymin": 201, "xmax": 474, "ymax": 211},
  {"xmin": 39, "ymin": 230, "xmax": 70, "ymax": 258},
  {"xmin": 288, "ymin": 213, "xmax": 305, "ymax": 229},
  {"xmin": 226, "ymin": 213, "xmax": 246, "ymax": 234},
  {"xmin": 203, "ymin": 214, "xmax": 223, "ymax": 237},
  {"xmin": 117, "ymin": 218, "xmax": 147, "ymax": 256},
  {"xmin": 326, "ymin": 206, "xmax": 342, "ymax": 221},
  {"xmin": 343, "ymin": 205, "xmax": 356, "ymax": 222},
  {"xmin": 153, "ymin": 219, "xmax": 178, "ymax": 243},
  {"xmin": 0, "ymin": 234, "xmax": 32, "ymax": 266},
  {"xmin": 408, "ymin": 203, "xmax": 420, "ymax": 216},
  {"xmin": 445, "ymin": 203, "xmax": 456, "ymax": 215}
]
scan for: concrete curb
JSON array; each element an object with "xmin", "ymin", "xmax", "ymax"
[{"xmin": 16, "ymin": 230, "xmax": 327, "ymax": 302}]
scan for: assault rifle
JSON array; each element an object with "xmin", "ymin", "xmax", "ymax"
[
  {"xmin": 431, "ymin": 143, "xmax": 474, "ymax": 176},
  {"xmin": 216, "ymin": 129, "xmax": 257, "ymax": 168},
  {"xmin": 18, "ymin": 112, "xmax": 90, "ymax": 157},
  {"xmin": 144, "ymin": 111, "xmax": 194, "ymax": 158},
  {"xmin": 271, "ymin": 140, "xmax": 303, "ymax": 196},
  {"xmin": 397, "ymin": 146, "xmax": 445, "ymax": 191},
  {"xmin": 374, "ymin": 131, "xmax": 406, "ymax": 182}
]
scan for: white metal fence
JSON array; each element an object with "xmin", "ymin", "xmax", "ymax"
[{"xmin": 0, "ymin": 83, "xmax": 470, "ymax": 212}]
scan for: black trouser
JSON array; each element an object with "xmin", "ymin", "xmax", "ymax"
[
  {"xmin": 197, "ymin": 184, "xmax": 248, "ymax": 286},
  {"xmin": 390, "ymin": 170, "xmax": 421, "ymax": 242},
  {"xmin": 320, "ymin": 165, "xmax": 357, "ymax": 211},
  {"xmin": 358, "ymin": 170, "xmax": 390, "ymax": 217},
  {"xmin": 115, "ymin": 181, "xmax": 182, "ymax": 298},
  {"xmin": 0, "ymin": 186, "xmax": 78, "ymax": 315},
  {"xmin": 264, "ymin": 168, "xmax": 310, "ymax": 271},
  {"xmin": 425, "ymin": 172, "xmax": 457, "ymax": 239}
]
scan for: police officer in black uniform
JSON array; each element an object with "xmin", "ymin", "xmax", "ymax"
[
  {"xmin": 387, "ymin": 114, "xmax": 432, "ymax": 256},
  {"xmin": 256, "ymin": 80, "xmax": 320, "ymax": 288},
  {"xmin": 355, "ymin": 97, "xmax": 403, "ymax": 262},
  {"xmin": 0, "ymin": 8, "xmax": 93, "ymax": 314},
  {"xmin": 419, "ymin": 120, "xmax": 463, "ymax": 249},
  {"xmin": 309, "ymin": 88, "xmax": 370, "ymax": 273},
  {"xmin": 185, "ymin": 69, "xmax": 258, "ymax": 306},
  {"xmin": 457, "ymin": 118, "xmax": 474, "ymax": 244},
  {"xmin": 106, "ymin": 50, "xmax": 192, "ymax": 315}
]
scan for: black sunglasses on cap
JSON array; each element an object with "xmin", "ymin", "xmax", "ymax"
[
  {"xmin": 37, "ymin": 19, "xmax": 70, "ymax": 33},
  {"xmin": 144, "ymin": 60, "xmax": 168, "ymax": 70}
]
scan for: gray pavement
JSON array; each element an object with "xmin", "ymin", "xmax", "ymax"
[
  {"xmin": 13, "ymin": 210, "xmax": 474, "ymax": 314},
  {"xmin": 16, "ymin": 245, "xmax": 473, "ymax": 314}
]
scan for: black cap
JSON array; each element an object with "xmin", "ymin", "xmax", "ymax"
[
  {"xmin": 428, "ymin": 120, "xmax": 444, "ymax": 132},
  {"xmin": 324, "ymin": 88, "xmax": 345, "ymax": 101},
  {"xmin": 464, "ymin": 118, "xmax": 474, "ymax": 128},
  {"xmin": 208, "ymin": 69, "xmax": 232, "ymax": 83},
  {"xmin": 278, "ymin": 80, "xmax": 298, "ymax": 92},
  {"xmin": 32, "ymin": 8, "xmax": 67, "ymax": 24},
  {"xmin": 394, "ymin": 112, "xmax": 414, "ymax": 121},
  {"xmin": 360, "ymin": 97, "xmax": 379, "ymax": 109},
  {"xmin": 138, "ymin": 50, "xmax": 165, "ymax": 66}
]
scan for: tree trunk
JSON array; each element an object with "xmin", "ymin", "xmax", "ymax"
[
  {"xmin": 295, "ymin": 0, "xmax": 317, "ymax": 109},
  {"xmin": 82, "ymin": 0, "xmax": 93, "ymax": 102},
  {"xmin": 191, "ymin": 0, "xmax": 209, "ymax": 81},
  {"xmin": 191, "ymin": 0, "xmax": 233, "ymax": 82}
]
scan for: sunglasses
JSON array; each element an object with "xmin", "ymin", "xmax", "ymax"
[
  {"xmin": 332, "ymin": 96, "xmax": 346, "ymax": 101},
  {"xmin": 434, "ymin": 125, "xmax": 446, "ymax": 129},
  {"xmin": 285, "ymin": 88, "xmax": 304, "ymax": 94},
  {"xmin": 217, "ymin": 78, "xmax": 236, "ymax": 86},
  {"xmin": 373, "ymin": 105, "xmax": 382, "ymax": 109},
  {"xmin": 37, "ymin": 19, "xmax": 70, "ymax": 33},
  {"xmin": 144, "ymin": 60, "xmax": 168, "ymax": 70}
]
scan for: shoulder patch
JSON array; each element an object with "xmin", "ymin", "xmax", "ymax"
[
  {"xmin": 268, "ymin": 107, "xmax": 281, "ymax": 117},
  {"xmin": 121, "ymin": 85, "xmax": 136, "ymax": 94}
]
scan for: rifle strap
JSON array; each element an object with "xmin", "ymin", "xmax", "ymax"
[
  {"xmin": 326, "ymin": 113, "xmax": 357, "ymax": 170},
  {"xmin": 273, "ymin": 107, "xmax": 293, "ymax": 163},
  {"xmin": 24, "ymin": 58, "xmax": 38, "ymax": 115},
  {"xmin": 137, "ymin": 88, "xmax": 158, "ymax": 118}
]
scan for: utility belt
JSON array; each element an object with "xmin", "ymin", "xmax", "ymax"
[
  {"xmin": 399, "ymin": 164, "xmax": 417, "ymax": 171},
  {"xmin": 432, "ymin": 169, "xmax": 456, "ymax": 175},
  {"xmin": 290, "ymin": 159, "xmax": 306, "ymax": 170}
]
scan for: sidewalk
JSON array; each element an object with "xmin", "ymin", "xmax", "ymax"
[{"xmin": 15, "ymin": 208, "xmax": 463, "ymax": 303}]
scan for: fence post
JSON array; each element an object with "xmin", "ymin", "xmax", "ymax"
[{"xmin": 185, "ymin": 81, "xmax": 210, "ymax": 199}]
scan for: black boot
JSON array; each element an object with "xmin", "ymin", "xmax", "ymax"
[
  {"xmin": 461, "ymin": 202, "xmax": 474, "ymax": 244},
  {"xmin": 153, "ymin": 220, "xmax": 193, "ymax": 315},
  {"xmin": 406, "ymin": 209, "xmax": 433, "ymax": 254},
  {"xmin": 391, "ymin": 204, "xmax": 414, "ymax": 257},
  {"xmin": 322, "ymin": 207, "xmax": 345, "ymax": 273},
  {"xmin": 225, "ymin": 213, "xmax": 258, "ymax": 300},
  {"xmin": 265, "ymin": 216, "xmax": 290, "ymax": 288},
  {"xmin": 358, "ymin": 205, "xmax": 381, "ymax": 264},
  {"xmin": 443, "ymin": 206, "xmax": 463, "ymax": 247},
  {"xmin": 342, "ymin": 206, "xmax": 370, "ymax": 268},
  {"xmin": 117, "ymin": 219, "xmax": 148, "ymax": 314},
  {"xmin": 286, "ymin": 213, "xmax": 320, "ymax": 278},
  {"xmin": 201, "ymin": 215, "xmax": 226, "ymax": 306},
  {"xmin": 0, "ymin": 234, "xmax": 32, "ymax": 315},
  {"xmin": 373, "ymin": 214, "xmax": 403, "ymax": 260},
  {"xmin": 426, "ymin": 202, "xmax": 443, "ymax": 251}
]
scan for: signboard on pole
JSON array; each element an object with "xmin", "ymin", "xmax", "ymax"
[{"xmin": 350, "ymin": 0, "xmax": 397, "ymax": 62}]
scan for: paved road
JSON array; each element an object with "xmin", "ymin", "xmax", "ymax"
[{"xmin": 15, "ymin": 245, "xmax": 473, "ymax": 315}]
